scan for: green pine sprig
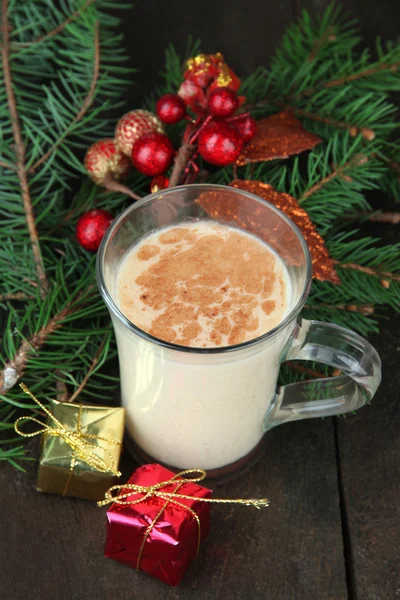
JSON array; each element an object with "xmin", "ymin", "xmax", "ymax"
[{"xmin": 1, "ymin": 2, "xmax": 400, "ymax": 468}]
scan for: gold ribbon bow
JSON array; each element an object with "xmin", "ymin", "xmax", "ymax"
[
  {"xmin": 98, "ymin": 469, "xmax": 269, "ymax": 569},
  {"xmin": 15, "ymin": 383, "xmax": 121, "ymax": 480}
]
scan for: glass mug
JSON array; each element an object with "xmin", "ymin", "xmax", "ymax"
[{"xmin": 97, "ymin": 184, "xmax": 381, "ymax": 477}]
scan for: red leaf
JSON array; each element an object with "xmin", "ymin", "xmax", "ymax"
[{"xmin": 236, "ymin": 110, "xmax": 322, "ymax": 165}]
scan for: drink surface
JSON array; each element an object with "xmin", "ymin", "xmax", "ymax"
[{"xmin": 116, "ymin": 220, "xmax": 291, "ymax": 348}]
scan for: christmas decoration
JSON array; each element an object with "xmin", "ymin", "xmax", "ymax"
[
  {"xmin": 76, "ymin": 209, "xmax": 114, "ymax": 252},
  {"xmin": 131, "ymin": 132, "xmax": 174, "ymax": 176},
  {"xmin": 234, "ymin": 114, "xmax": 258, "ymax": 143},
  {"xmin": 98, "ymin": 464, "xmax": 269, "ymax": 586},
  {"xmin": 198, "ymin": 121, "xmax": 244, "ymax": 166},
  {"xmin": 15, "ymin": 384, "xmax": 125, "ymax": 501},
  {"xmin": 236, "ymin": 111, "xmax": 322, "ymax": 165},
  {"xmin": 178, "ymin": 52, "xmax": 242, "ymax": 114},
  {"xmin": 1, "ymin": 3, "xmax": 400, "ymax": 470},
  {"xmin": 99, "ymin": 464, "xmax": 212, "ymax": 586},
  {"xmin": 115, "ymin": 110, "xmax": 164, "ymax": 157},
  {"xmin": 208, "ymin": 87, "xmax": 239, "ymax": 118},
  {"xmin": 156, "ymin": 94, "xmax": 186, "ymax": 124},
  {"xmin": 84, "ymin": 139, "xmax": 131, "ymax": 186},
  {"xmin": 150, "ymin": 174, "xmax": 170, "ymax": 193},
  {"xmin": 230, "ymin": 180, "xmax": 340, "ymax": 284}
]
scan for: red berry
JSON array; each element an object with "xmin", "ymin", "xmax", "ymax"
[
  {"xmin": 207, "ymin": 87, "xmax": 239, "ymax": 118},
  {"xmin": 131, "ymin": 132, "xmax": 174, "ymax": 176},
  {"xmin": 198, "ymin": 122, "xmax": 244, "ymax": 166},
  {"xmin": 84, "ymin": 139, "xmax": 130, "ymax": 185},
  {"xmin": 115, "ymin": 110, "xmax": 164, "ymax": 156},
  {"xmin": 76, "ymin": 209, "xmax": 114, "ymax": 252},
  {"xmin": 235, "ymin": 115, "xmax": 257, "ymax": 143},
  {"xmin": 150, "ymin": 175, "xmax": 170, "ymax": 193},
  {"xmin": 156, "ymin": 94, "xmax": 186, "ymax": 124}
]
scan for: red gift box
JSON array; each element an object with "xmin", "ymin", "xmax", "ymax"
[{"xmin": 103, "ymin": 463, "xmax": 212, "ymax": 586}]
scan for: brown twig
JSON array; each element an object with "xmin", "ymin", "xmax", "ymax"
[
  {"xmin": 299, "ymin": 154, "xmax": 369, "ymax": 202},
  {"xmin": 55, "ymin": 372, "xmax": 70, "ymax": 402},
  {"xmin": 286, "ymin": 105, "xmax": 375, "ymax": 141},
  {"xmin": 16, "ymin": 0, "xmax": 95, "ymax": 47},
  {"xmin": 305, "ymin": 303, "xmax": 375, "ymax": 316},
  {"xmin": 340, "ymin": 211, "xmax": 400, "ymax": 224},
  {"xmin": 0, "ymin": 292, "xmax": 35, "ymax": 302},
  {"xmin": 1, "ymin": 0, "xmax": 49, "ymax": 297},
  {"xmin": 0, "ymin": 289, "xmax": 93, "ymax": 395},
  {"xmin": 308, "ymin": 27, "xmax": 336, "ymax": 62},
  {"xmin": 103, "ymin": 173, "xmax": 142, "ymax": 201},
  {"xmin": 242, "ymin": 97, "xmax": 375, "ymax": 141},
  {"xmin": 299, "ymin": 61, "xmax": 400, "ymax": 97},
  {"xmin": 335, "ymin": 261, "xmax": 400, "ymax": 284},
  {"xmin": 68, "ymin": 336, "xmax": 107, "ymax": 404},
  {"xmin": 0, "ymin": 159, "xmax": 14, "ymax": 169},
  {"xmin": 368, "ymin": 212, "xmax": 400, "ymax": 224},
  {"xmin": 29, "ymin": 21, "xmax": 100, "ymax": 173},
  {"xmin": 168, "ymin": 142, "xmax": 196, "ymax": 188},
  {"xmin": 374, "ymin": 152, "xmax": 400, "ymax": 177}
]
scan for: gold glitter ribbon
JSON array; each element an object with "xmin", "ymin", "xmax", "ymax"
[
  {"xmin": 98, "ymin": 469, "xmax": 269, "ymax": 569},
  {"xmin": 15, "ymin": 384, "xmax": 122, "ymax": 491}
]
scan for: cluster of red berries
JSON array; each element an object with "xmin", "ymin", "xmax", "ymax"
[
  {"xmin": 79, "ymin": 79, "xmax": 256, "ymax": 251},
  {"xmin": 154, "ymin": 87, "xmax": 256, "ymax": 167},
  {"xmin": 84, "ymin": 88, "xmax": 256, "ymax": 191}
]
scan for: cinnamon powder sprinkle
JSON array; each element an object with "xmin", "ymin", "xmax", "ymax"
[{"xmin": 117, "ymin": 223, "xmax": 289, "ymax": 347}]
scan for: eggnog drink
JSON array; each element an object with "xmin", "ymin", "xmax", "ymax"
[{"xmin": 112, "ymin": 221, "xmax": 292, "ymax": 470}]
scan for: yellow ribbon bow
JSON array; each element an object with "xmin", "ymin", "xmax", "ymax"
[
  {"xmin": 15, "ymin": 383, "xmax": 121, "ymax": 477},
  {"xmin": 98, "ymin": 469, "xmax": 269, "ymax": 569}
]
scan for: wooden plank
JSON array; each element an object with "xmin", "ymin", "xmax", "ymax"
[
  {"xmin": 276, "ymin": 3, "xmax": 400, "ymax": 594},
  {"xmin": 336, "ymin": 314, "xmax": 400, "ymax": 600},
  {"xmin": 0, "ymin": 418, "xmax": 346, "ymax": 600}
]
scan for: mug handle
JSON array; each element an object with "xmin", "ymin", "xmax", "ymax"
[{"xmin": 264, "ymin": 319, "xmax": 382, "ymax": 430}]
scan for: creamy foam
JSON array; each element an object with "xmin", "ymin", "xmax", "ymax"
[{"xmin": 116, "ymin": 221, "xmax": 290, "ymax": 347}]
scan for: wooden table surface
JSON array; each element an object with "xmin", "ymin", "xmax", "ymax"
[{"xmin": 1, "ymin": 1, "xmax": 399, "ymax": 599}]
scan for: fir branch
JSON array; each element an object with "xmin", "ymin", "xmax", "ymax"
[
  {"xmin": 375, "ymin": 152, "xmax": 400, "ymax": 177},
  {"xmin": 306, "ymin": 303, "xmax": 375, "ymax": 315},
  {"xmin": 29, "ymin": 20, "xmax": 100, "ymax": 173},
  {"xmin": 341, "ymin": 211, "xmax": 400, "ymax": 224},
  {"xmin": 307, "ymin": 26, "xmax": 336, "ymax": 62},
  {"xmin": 0, "ymin": 287, "xmax": 94, "ymax": 395},
  {"xmin": 336, "ymin": 262, "xmax": 400, "ymax": 283},
  {"xmin": 68, "ymin": 335, "xmax": 107, "ymax": 404},
  {"xmin": 368, "ymin": 212, "xmax": 400, "ymax": 224},
  {"xmin": 242, "ymin": 97, "xmax": 376, "ymax": 140},
  {"xmin": 1, "ymin": 0, "xmax": 48, "ymax": 296},
  {"xmin": 0, "ymin": 292, "xmax": 34, "ymax": 302},
  {"xmin": 300, "ymin": 61, "xmax": 400, "ymax": 97},
  {"xmin": 299, "ymin": 153, "xmax": 369, "ymax": 202},
  {"xmin": 287, "ymin": 105, "xmax": 375, "ymax": 140},
  {"xmin": 17, "ymin": 0, "xmax": 96, "ymax": 47},
  {"xmin": 0, "ymin": 159, "xmax": 14, "ymax": 169}
]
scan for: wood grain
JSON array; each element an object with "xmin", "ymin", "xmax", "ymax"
[
  {"xmin": 0, "ymin": 419, "xmax": 346, "ymax": 600},
  {"xmin": 336, "ymin": 316, "xmax": 400, "ymax": 600}
]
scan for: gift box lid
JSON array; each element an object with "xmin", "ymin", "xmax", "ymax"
[{"xmin": 40, "ymin": 400, "xmax": 125, "ymax": 474}]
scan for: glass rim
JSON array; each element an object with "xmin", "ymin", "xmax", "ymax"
[{"xmin": 96, "ymin": 183, "xmax": 312, "ymax": 354}]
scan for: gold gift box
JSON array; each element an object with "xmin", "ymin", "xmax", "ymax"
[{"xmin": 37, "ymin": 399, "xmax": 125, "ymax": 501}]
